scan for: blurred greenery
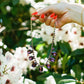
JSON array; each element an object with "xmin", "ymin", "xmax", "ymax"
[
  {"xmin": 81, "ymin": 0, "xmax": 84, "ymax": 4},
  {"xmin": 0, "ymin": 0, "xmax": 41, "ymax": 49}
]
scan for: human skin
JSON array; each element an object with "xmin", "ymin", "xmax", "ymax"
[{"xmin": 31, "ymin": 2, "xmax": 84, "ymax": 28}]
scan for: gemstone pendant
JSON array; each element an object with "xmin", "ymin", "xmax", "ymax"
[
  {"xmin": 32, "ymin": 61, "xmax": 37, "ymax": 67},
  {"xmin": 46, "ymin": 64, "xmax": 51, "ymax": 69},
  {"xmin": 39, "ymin": 66, "xmax": 43, "ymax": 72},
  {"xmin": 29, "ymin": 56, "xmax": 34, "ymax": 60},
  {"xmin": 51, "ymin": 51, "xmax": 57, "ymax": 56},
  {"xmin": 27, "ymin": 49, "xmax": 33, "ymax": 54},
  {"xmin": 49, "ymin": 57, "xmax": 55, "ymax": 62}
]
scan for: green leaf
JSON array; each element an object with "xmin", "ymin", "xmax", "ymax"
[
  {"xmin": 75, "ymin": 0, "xmax": 81, "ymax": 3},
  {"xmin": 0, "ymin": 7, "xmax": 7, "ymax": 14},
  {"xmin": 0, "ymin": 0, "xmax": 10, "ymax": 7},
  {"xmin": 58, "ymin": 79, "xmax": 76, "ymax": 84},
  {"xmin": 37, "ymin": 72, "xmax": 75, "ymax": 84},
  {"xmin": 30, "ymin": 38, "xmax": 43, "ymax": 46},
  {"xmin": 62, "ymin": 54, "xmax": 69, "ymax": 73},
  {"xmin": 72, "ymin": 64, "xmax": 82, "ymax": 80},
  {"xmin": 81, "ymin": 27, "xmax": 84, "ymax": 36},
  {"xmin": 36, "ymin": 81, "xmax": 44, "ymax": 84},
  {"xmin": 36, "ymin": 43, "xmax": 45, "ymax": 51},
  {"xmin": 71, "ymin": 48, "xmax": 84, "ymax": 60},
  {"xmin": 59, "ymin": 41, "xmax": 71, "ymax": 55},
  {"xmin": 81, "ymin": 0, "xmax": 84, "ymax": 4},
  {"xmin": 53, "ymin": 73, "xmax": 75, "ymax": 83},
  {"xmin": 12, "ymin": 0, "xmax": 19, "ymax": 5},
  {"xmin": 37, "ymin": 73, "xmax": 52, "ymax": 81},
  {"xmin": 35, "ymin": 0, "xmax": 43, "ymax": 3}
]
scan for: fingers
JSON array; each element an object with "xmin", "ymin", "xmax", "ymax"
[
  {"xmin": 31, "ymin": 10, "xmax": 71, "ymax": 28},
  {"xmin": 45, "ymin": 13, "xmax": 55, "ymax": 25},
  {"xmin": 55, "ymin": 14, "xmax": 71, "ymax": 28},
  {"xmin": 31, "ymin": 6, "xmax": 53, "ymax": 17},
  {"xmin": 39, "ymin": 13, "xmax": 56, "ymax": 26},
  {"xmin": 45, "ymin": 16, "xmax": 52, "ymax": 26},
  {"xmin": 50, "ymin": 19, "xmax": 56, "ymax": 27},
  {"xmin": 39, "ymin": 14, "xmax": 46, "ymax": 23}
]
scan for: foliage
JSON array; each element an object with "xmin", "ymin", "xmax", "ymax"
[
  {"xmin": 0, "ymin": 0, "xmax": 40, "ymax": 49},
  {"xmin": 27, "ymin": 37, "xmax": 84, "ymax": 83}
]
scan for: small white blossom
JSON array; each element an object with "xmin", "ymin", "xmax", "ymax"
[
  {"xmin": 70, "ymin": 69, "xmax": 75, "ymax": 77},
  {"xmin": 44, "ymin": 75, "xmax": 56, "ymax": 84},
  {"xmin": 6, "ymin": 5, "xmax": 11, "ymax": 12}
]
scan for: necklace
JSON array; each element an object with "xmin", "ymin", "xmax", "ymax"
[{"xmin": 27, "ymin": 16, "xmax": 57, "ymax": 72}]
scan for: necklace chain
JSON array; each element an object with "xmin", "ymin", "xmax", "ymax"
[
  {"xmin": 29, "ymin": 17, "xmax": 56, "ymax": 71},
  {"xmin": 48, "ymin": 22, "xmax": 56, "ymax": 58},
  {"xmin": 30, "ymin": 19, "xmax": 34, "ymax": 56}
]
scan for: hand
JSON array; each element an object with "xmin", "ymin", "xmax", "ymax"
[{"xmin": 31, "ymin": 2, "xmax": 83, "ymax": 28}]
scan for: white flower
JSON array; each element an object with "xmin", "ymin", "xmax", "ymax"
[
  {"xmin": 40, "ymin": 58, "xmax": 48, "ymax": 64},
  {"xmin": 5, "ymin": 51, "xmax": 14, "ymax": 62},
  {"xmin": 19, "ymin": 0, "xmax": 31, "ymax": 5},
  {"xmin": 0, "ymin": 41, "xmax": 3, "ymax": 46},
  {"xmin": 0, "ymin": 48, "xmax": 3, "ymax": 55},
  {"xmin": 18, "ymin": 77, "xmax": 24, "ymax": 84},
  {"xmin": 32, "ymin": 30, "xmax": 41, "ymax": 38},
  {"xmin": 70, "ymin": 69, "xmax": 75, "ymax": 77},
  {"xmin": 6, "ymin": 5, "xmax": 11, "ymax": 12},
  {"xmin": 41, "ymin": 23, "xmax": 84, "ymax": 51},
  {"xmin": 0, "ymin": 55, "xmax": 7, "ymax": 76},
  {"xmin": 58, "ymin": 58, "xmax": 63, "ymax": 68},
  {"xmin": 14, "ymin": 47, "xmax": 28, "ymax": 60},
  {"xmin": 81, "ymin": 72, "xmax": 84, "ymax": 77},
  {"xmin": 18, "ymin": 61, "xmax": 29, "ymax": 74},
  {"xmin": 44, "ymin": 0, "xmax": 57, "ymax": 4},
  {"xmin": 0, "ymin": 75, "xmax": 10, "ymax": 84},
  {"xmin": 21, "ymin": 22, "xmax": 26, "ymax": 26},
  {"xmin": 61, "ymin": 74, "xmax": 67, "ymax": 77},
  {"xmin": 24, "ymin": 78, "xmax": 36, "ymax": 84},
  {"xmin": 44, "ymin": 75, "xmax": 56, "ymax": 84},
  {"xmin": 27, "ymin": 30, "xmax": 31, "ymax": 36},
  {"xmin": 27, "ymin": 30, "xmax": 41, "ymax": 38},
  {"xmin": 43, "ymin": 67, "xmax": 48, "ymax": 72}
]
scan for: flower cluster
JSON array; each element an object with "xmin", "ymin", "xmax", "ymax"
[
  {"xmin": 1, "ymin": 47, "xmax": 63, "ymax": 84},
  {"xmin": 41, "ymin": 23, "xmax": 84, "ymax": 51},
  {"xmin": 0, "ymin": 47, "xmax": 38, "ymax": 84}
]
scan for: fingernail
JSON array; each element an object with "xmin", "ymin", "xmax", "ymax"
[
  {"xmin": 53, "ymin": 15, "xmax": 57, "ymax": 19},
  {"xmin": 50, "ymin": 13, "xmax": 55, "ymax": 18},
  {"xmin": 32, "ymin": 12, "xmax": 38, "ymax": 15},
  {"xmin": 31, "ymin": 17, "xmax": 36, "ymax": 21},
  {"xmin": 41, "ymin": 14, "xmax": 45, "ymax": 19}
]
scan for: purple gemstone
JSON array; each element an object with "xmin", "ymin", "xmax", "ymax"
[
  {"xmin": 52, "ymin": 51, "xmax": 57, "ymax": 56},
  {"xmin": 39, "ymin": 66, "xmax": 43, "ymax": 72},
  {"xmin": 27, "ymin": 49, "xmax": 33, "ymax": 54},
  {"xmin": 46, "ymin": 64, "xmax": 51, "ymax": 69},
  {"xmin": 32, "ymin": 61, "xmax": 37, "ymax": 67},
  {"xmin": 49, "ymin": 58, "xmax": 55, "ymax": 62},
  {"xmin": 29, "ymin": 56, "xmax": 34, "ymax": 60}
]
